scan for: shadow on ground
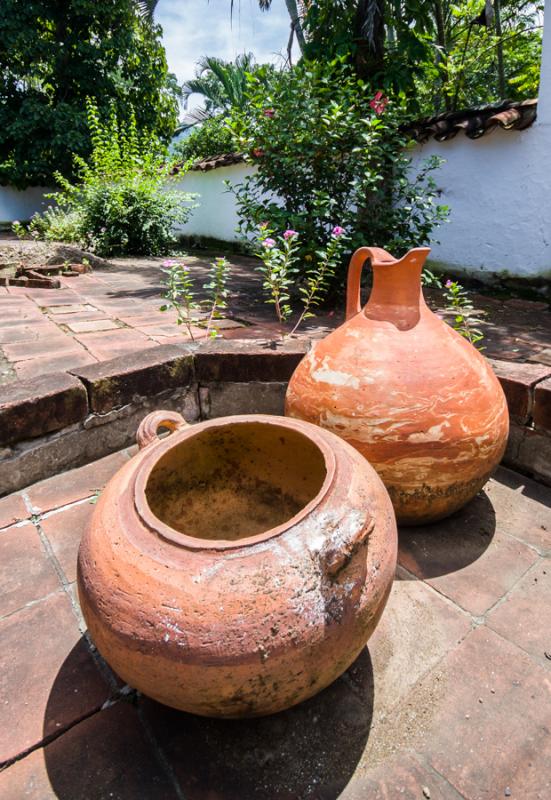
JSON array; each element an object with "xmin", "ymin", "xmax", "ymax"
[
  {"xmin": 494, "ymin": 464, "xmax": 551, "ymax": 507},
  {"xmin": 398, "ymin": 490, "xmax": 496, "ymax": 579},
  {"xmin": 43, "ymin": 645, "xmax": 374, "ymax": 800}
]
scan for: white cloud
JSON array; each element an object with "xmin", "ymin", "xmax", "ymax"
[{"xmin": 155, "ymin": 0, "xmax": 296, "ymax": 111}]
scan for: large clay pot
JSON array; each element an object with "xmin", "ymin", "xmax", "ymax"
[
  {"xmin": 77, "ymin": 412, "xmax": 397, "ymax": 718},
  {"xmin": 286, "ymin": 246, "xmax": 509, "ymax": 525}
]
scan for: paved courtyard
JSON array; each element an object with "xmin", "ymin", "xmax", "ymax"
[
  {"xmin": 0, "ymin": 450, "xmax": 550, "ymax": 799},
  {"xmin": 1, "ymin": 239, "xmax": 551, "ymax": 386}
]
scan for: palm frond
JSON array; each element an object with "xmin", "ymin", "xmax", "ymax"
[{"xmin": 136, "ymin": 0, "xmax": 159, "ymax": 21}]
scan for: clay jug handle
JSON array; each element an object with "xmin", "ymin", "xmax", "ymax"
[
  {"xmin": 137, "ymin": 411, "xmax": 188, "ymax": 449},
  {"xmin": 319, "ymin": 517, "xmax": 374, "ymax": 578},
  {"xmin": 345, "ymin": 246, "xmax": 397, "ymax": 320}
]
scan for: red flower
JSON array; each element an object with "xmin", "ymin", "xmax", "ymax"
[
  {"xmin": 370, "ymin": 91, "xmax": 389, "ymax": 115},
  {"xmin": 252, "ymin": 148, "xmax": 265, "ymax": 158},
  {"xmin": 263, "ymin": 108, "xmax": 275, "ymax": 118}
]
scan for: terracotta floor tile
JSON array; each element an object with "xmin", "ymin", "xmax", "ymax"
[
  {"xmin": 26, "ymin": 450, "xmax": 130, "ymax": 513},
  {"xmin": 0, "ymin": 704, "xmax": 177, "ymax": 799},
  {"xmin": 73, "ymin": 328, "xmax": 157, "ymax": 360},
  {"xmin": 341, "ymin": 754, "xmax": 462, "ymax": 799},
  {"xmin": 41, "ymin": 501, "xmax": 95, "ymax": 583},
  {"xmin": 51, "ymin": 310, "xmax": 110, "ymax": 324},
  {"xmin": 0, "ymin": 312, "xmax": 46, "ymax": 326},
  {"xmin": 14, "ymin": 349, "xmax": 97, "ymax": 380},
  {"xmin": 0, "ymin": 523, "xmax": 60, "ymax": 617},
  {"xmin": 3, "ymin": 337, "xmax": 83, "ymax": 362},
  {"xmin": 45, "ymin": 304, "xmax": 97, "ymax": 315},
  {"xmin": 119, "ymin": 312, "xmax": 179, "ymax": 326},
  {"xmin": 0, "ymin": 493, "xmax": 29, "ymax": 529},
  {"xmin": 415, "ymin": 626, "xmax": 551, "ymax": 799},
  {"xmin": 398, "ymin": 492, "xmax": 539, "ymax": 615},
  {"xmin": 485, "ymin": 467, "xmax": 551, "ymax": 554},
  {"xmin": 65, "ymin": 318, "xmax": 120, "ymax": 333},
  {"xmin": 368, "ymin": 577, "xmax": 471, "ymax": 716},
  {"xmin": 0, "ymin": 592, "xmax": 111, "ymax": 763},
  {"xmin": 28, "ymin": 292, "xmax": 82, "ymax": 307},
  {"xmin": 486, "ymin": 561, "xmax": 551, "ymax": 665},
  {"xmin": 0, "ymin": 325, "xmax": 44, "ymax": 344}
]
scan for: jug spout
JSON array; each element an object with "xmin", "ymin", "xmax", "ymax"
[{"xmin": 346, "ymin": 246, "xmax": 431, "ymax": 328}]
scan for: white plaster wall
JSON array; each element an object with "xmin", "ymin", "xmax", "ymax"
[
  {"xmin": 408, "ymin": 124, "xmax": 551, "ymax": 280},
  {"xmin": 172, "ymin": 162, "xmax": 254, "ymax": 242},
  {"xmin": 0, "ymin": 186, "xmax": 54, "ymax": 224}
]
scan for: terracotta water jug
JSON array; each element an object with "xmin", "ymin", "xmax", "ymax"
[
  {"xmin": 285, "ymin": 246, "xmax": 509, "ymax": 525},
  {"xmin": 77, "ymin": 412, "xmax": 397, "ymax": 718}
]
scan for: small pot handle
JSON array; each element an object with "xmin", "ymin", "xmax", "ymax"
[
  {"xmin": 345, "ymin": 246, "xmax": 397, "ymax": 320},
  {"xmin": 137, "ymin": 411, "xmax": 188, "ymax": 450},
  {"xmin": 319, "ymin": 517, "xmax": 374, "ymax": 578}
]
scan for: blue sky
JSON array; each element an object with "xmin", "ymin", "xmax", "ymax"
[{"xmin": 155, "ymin": 0, "xmax": 294, "ymax": 110}]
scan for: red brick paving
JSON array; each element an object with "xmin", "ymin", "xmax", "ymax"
[
  {"xmin": 0, "ymin": 592, "xmax": 112, "ymax": 764},
  {"xmin": 40, "ymin": 501, "xmax": 95, "ymax": 583},
  {"xmin": 341, "ymin": 754, "xmax": 462, "ymax": 799},
  {"xmin": 1, "ymin": 250, "xmax": 548, "ymax": 386},
  {"xmin": 65, "ymin": 318, "xmax": 120, "ymax": 333},
  {"xmin": 2, "ymin": 336, "xmax": 85, "ymax": 362},
  {"xmin": 26, "ymin": 450, "xmax": 130, "ymax": 513},
  {"xmin": 0, "ymin": 523, "xmax": 60, "ymax": 617},
  {"xmin": 419, "ymin": 626, "xmax": 551, "ymax": 800},
  {"xmin": 0, "ymin": 453, "xmax": 549, "ymax": 796},
  {"xmin": 486, "ymin": 561, "xmax": 551, "ymax": 664},
  {"xmin": 399, "ymin": 524, "xmax": 539, "ymax": 616},
  {"xmin": 0, "ymin": 704, "xmax": 178, "ymax": 800},
  {"xmin": 0, "ymin": 493, "xmax": 29, "ymax": 529},
  {"xmin": 13, "ymin": 349, "xmax": 97, "ymax": 380},
  {"xmin": 72, "ymin": 327, "xmax": 158, "ymax": 360}
]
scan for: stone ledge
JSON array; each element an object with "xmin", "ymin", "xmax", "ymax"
[
  {"xmin": 194, "ymin": 339, "xmax": 310, "ymax": 383},
  {"xmin": 70, "ymin": 345, "xmax": 194, "ymax": 414},
  {"xmin": 489, "ymin": 359, "xmax": 551, "ymax": 424},
  {"xmin": 2, "ymin": 341, "xmax": 551, "ymax": 494},
  {"xmin": 533, "ymin": 376, "xmax": 551, "ymax": 433},
  {"xmin": 503, "ymin": 423, "xmax": 551, "ymax": 487},
  {"xmin": 0, "ymin": 372, "xmax": 88, "ymax": 447}
]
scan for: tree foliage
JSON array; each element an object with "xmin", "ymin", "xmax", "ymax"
[
  {"xmin": 245, "ymin": 1, "xmax": 542, "ymax": 113},
  {"xmin": 180, "ymin": 54, "xmax": 274, "ymax": 128},
  {"xmin": 0, "ymin": 0, "xmax": 180, "ymax": 188},
  {"xmin": 172, "ymin": 116, "xmax": 236, "ymax": 165}
]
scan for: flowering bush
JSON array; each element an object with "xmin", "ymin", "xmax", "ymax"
[
  {"xmin": 160, "ymin": 255, "xmax": 232, "ymax": 340},
  {"xmin": 255, "ymin": 226, "xmax": 301, "ymax": 324},
  {"xmin": 255, "ymin": 223, "xmax": 349, "ymax": 333},
  {"xmin": 229, "ymin": 59, "xmax": 448, "ymax": 280}
]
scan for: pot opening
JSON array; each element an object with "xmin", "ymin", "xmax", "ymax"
[{"xmin": 144, "ymin": 422, "xmax": 327, "ymax": 542}]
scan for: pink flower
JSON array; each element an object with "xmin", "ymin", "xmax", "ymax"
[
  {"xmin": 262, "ymin": 238, "xmax": 276, "ymax": 249},
  {"xmin": 259, "ymin": 221, "xmax": 269, "ymax": 230},
  {"xmin": 263, "ymin": 108, "xmax": 275, "ymax": 118},
  {"xmin": 370, "ymin": 91, "xmax": 389, "ymax": 115},
  {"xmin": 332, "ymin": 225, "xmax": 345, "ymax": 237},
  {"xmin": 283, "ymin": 229, "xmax": 298, "ymax": 239},
  {"xmin": 162, "ymin": 259, "xmax": 179, "ymax": 267},
  {"xmin": 445, "ymin": 279, "xmax": 454, "ymax": 288}
]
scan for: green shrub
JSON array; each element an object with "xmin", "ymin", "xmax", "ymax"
[
  {"xmin": 172, "ymin": 116, "xmax": 236, "ymax": 166},
  {"xmin": 20, "ymin": 99, "xmax": 194, "ymax": 257},
  {"xmin": 25, "ymin": 207, "xmax": 83, "ymax": 244}
]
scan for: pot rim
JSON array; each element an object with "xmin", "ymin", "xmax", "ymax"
[{"xmin": 133, "ymin": 414, "xmax": 337, "ymax": 551}]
